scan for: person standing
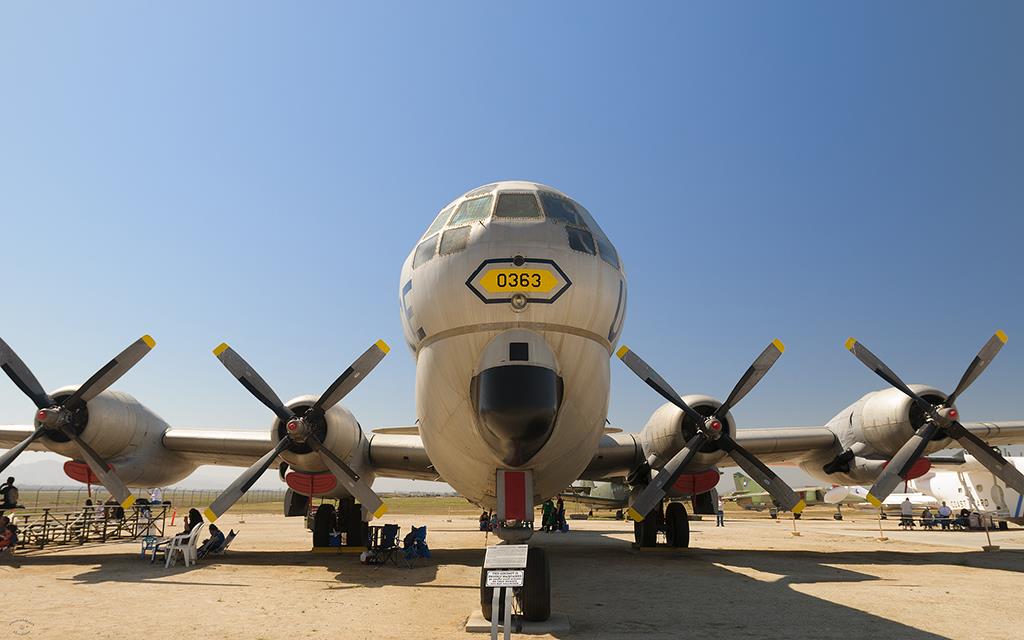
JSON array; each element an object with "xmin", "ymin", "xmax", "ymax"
[
  {"xmin": 716, "ymin": 496, "xmax": 725, "ymax": 527},
  {"xmin": 555, "ymin": 497, "xmax": 566, "ymax": 532},
  {"xmin": 900, "ymin": 497, "xmax": 915, "ymax": 529},
  {"xmin": 541, "ymin": 499, "xmax": 554, "ymax": 532}
]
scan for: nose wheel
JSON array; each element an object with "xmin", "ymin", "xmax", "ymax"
[{"xmin": 480, "ymin": 547, "xmax": 551, "ymax": 622}]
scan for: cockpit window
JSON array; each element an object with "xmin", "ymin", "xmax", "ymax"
[
  {"xmin": 424, "ymin": 205, "xmax": 454, "ymax": 238},
  {"xmin": 439, "ymin": 225, "xmax": 472, "ymax": 255},
  {"xmin": 539, "ymin": 191, "xmax": 580, "ymax": 225},
  {"xmin": 494, "ymin": 192, "xmax": 543, "ymax": 219},
  {"xmin": 566, "ymin": 227, "xmax": 596, "ymax": 255},
  {"xmin": 413, "ymin": 233, "xmax": 438, "ymax": 268},
  {"xmin": 595, "ymin": 234, "xmax": 619, "ymax": 269},
  {"xmin": 464, "ymin": 184, "xmax": 497, "ymax": 198},
  {"xmin": 449, "ymin": 195, "xmax": 494, "ymax": 225},
  {"xmin": 574, "ymin": 202, "xmax": 620, "ymax": 269}
]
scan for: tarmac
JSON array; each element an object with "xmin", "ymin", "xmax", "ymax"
[{"xmin": 2, "ymin": 508, "xmax": 1023, "ymax": 639}]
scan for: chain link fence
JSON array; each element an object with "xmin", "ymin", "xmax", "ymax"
[{"xmin": 11, "ymin": 486, "xmax": 287, "ymax": 510}]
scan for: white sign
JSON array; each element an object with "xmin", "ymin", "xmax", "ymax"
[
  {"xmin": 486, "ymin": 569, "xmax": 525, "ymax": 588},
  {"xmin": 484, "ymin": 544, "xmax": 529, "ymax": 569}
]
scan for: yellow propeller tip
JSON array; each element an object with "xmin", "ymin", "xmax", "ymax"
[
  {"xmin": 203, "ymin": 507, "xmax": 218, "ymax": 523},
  {"xmin": 772, "ymin": 338, "xmax": 785, "ymax": 353},
  {"xmin": 121, "ymin": 495, "xmax": 137, "ymax": 509},
  {"xmin": 615, "ymin": 345, "xmax": 630, "ymax": 359},
  {"xmin": 374, "ymin": 339, "xmax": 391, "ymax": 354},
  {"xmin": 844, "ymin": 337, "xmax": 857, "ymax": 351},
  {"xmin": 996, "ymin": 329, "xmax": 1008, "ymax": 344},
  {"xmin": 625, "ymin": 506, "xmax": 644, "ymax": 522},
  {"xmin": 213, "ymin": 343, "xmax": 230, "ymax": 357},
  {"xmin": 865, "ymin": 493, "xmax": 882, "ymax": 508},
  {"xmin": 141, "ymin": 335, "xmax": 156, "ymax": 349},
  {"xmin": 792, "ymin": 499, "xmax": 806, "ymax": 514},
  {"xmin": 372, "ymin": 503, "xmax": 389, "ymax": 519}
]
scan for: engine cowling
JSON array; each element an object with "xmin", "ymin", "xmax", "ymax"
[
  {"xmin": 273, "ymin": 394, "xmax": 374, "ymax": 497},
  {"xmin": 39, "ymin": 386, "xmax": 195, "ymax": 486},
  {"xmin": 840, "ymin": 385, "xmax": 954, "ymax": 458},
  {"xmin": 639, "ymin": 397, "xmax": 736, "ymax": 472}
]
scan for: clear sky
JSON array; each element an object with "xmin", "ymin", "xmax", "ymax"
[{"xmin": 2, "ymin": 3, "xmax": 1023, "ymax": 490}]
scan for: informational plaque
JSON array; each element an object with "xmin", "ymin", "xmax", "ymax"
[
  {"xmin": 486, "ymin": 569, "xmax": 525, "ymax": 588},
  {"xmin": 484, "ymin": 544, "xmax": 529, "ymax": 569}
]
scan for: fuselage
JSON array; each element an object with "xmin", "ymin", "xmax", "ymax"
[
  {"xmin": 399, "ymin": 181, "xmax": 626, "ymax": 508},
  {"xmin": 908, "ymin": 456, "xmax": 1024, "ymax": 522}
]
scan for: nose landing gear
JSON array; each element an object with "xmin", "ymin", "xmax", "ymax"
[{"xmin": 479, "ymin": 547, "xmax": 552, "ymax": 622}]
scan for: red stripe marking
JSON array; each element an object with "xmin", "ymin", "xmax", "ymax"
[{"xmin": 504, "ymin": 471, "xmax": 526, "ymax": 520}]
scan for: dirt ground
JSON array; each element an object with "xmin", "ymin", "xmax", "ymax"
[{"xmin": 2, "ymin": 507, "xmax": 1023, "ymax": 640}]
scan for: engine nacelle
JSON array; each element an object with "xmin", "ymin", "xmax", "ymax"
[
  {"xmin": 273, "ymin": 395, "xmax": 374, "ymax": 498},
  {"xmin": 831, "ymin": 385, "xmax": 954, "ymax": 459},
  {"xmin": 41, "ymin": 386, "xmax": 195, "ymax": 486},
  {"xmin": 639, "ymin": 397, "xmax": 736, "ymax": 472}
]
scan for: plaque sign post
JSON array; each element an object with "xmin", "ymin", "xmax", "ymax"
[{"xmin": 483, "ymin": 544, "xmax": 529, "ymax": 640}]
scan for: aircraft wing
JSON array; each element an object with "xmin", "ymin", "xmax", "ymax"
[
  {"xmin": 961, "ymin": 421, "xmax": 1024, "ymax": 446},
  {"xmin": 730, "ymin": 427, "xmax": 839, "ymax": 464},
  {"xmin": 0, "ymin": 424, "xmax": 47, "ymax": 452},
  {"xmin": 160, "ymin": 427, "xmax": 439, "ymax": 482}
]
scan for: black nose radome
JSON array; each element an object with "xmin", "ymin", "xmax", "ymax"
[{"xmin": 472, "ymin": 364, "xmax": 562, "ymax": 467}]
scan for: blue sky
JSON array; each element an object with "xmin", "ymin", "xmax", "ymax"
[{"xmin": 2, "ymin": 3, "xmax": 1023, "ymax": 489}]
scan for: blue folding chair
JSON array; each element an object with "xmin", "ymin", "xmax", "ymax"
[{"xmin": 402, "ymin": 525, "xmax": 430, "ymax": 568}]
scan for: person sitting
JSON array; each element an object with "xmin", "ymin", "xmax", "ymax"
[
  {"xmin": 920, "ymin": 507, "xmax": 935, "ymax": 530},
  {"xmin": 479, "ymin": 511, "xmax": 490, "ymax": 532},
  {"xmin": 0, "ymin": 521, "xmax": 19, "ymax": 553},
  {"xmin": 182, "ymin": 508, "xmax": 203, "ymax": 536},
  {"xmin": 0, "ymin": 477, "xmax": 20, "ymax": 510},
  {"xmin": 954, "ymin": 508, "xmax": 970, "ymax": 530},
  {"xmin": 937, "ymin": 502, "xmax": 952, "ymax": 530},
  {"xmin": 196, "ymin": 524, "xmax": 226, "ymax": 559}
]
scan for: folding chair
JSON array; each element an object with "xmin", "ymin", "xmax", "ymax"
[
  {"xmin": 365, "ymin": 524, "xmax": 400, "ymax": 566},
  {"xmin": 401, "ymin": 525, "xmax": 430, "ymax": 568}
]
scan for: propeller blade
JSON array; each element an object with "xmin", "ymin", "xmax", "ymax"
[
  {"xmin": 719, "ymin": 435, "xmax": 805, "ymax": 513},
  {"xmin": 63, "ymin": 427, "xmax": 137, "ymax": 508},
  {"xmin": 0, "ymin": 429, "xmax": 46, "ymax": 475},
  {"xmin": 626, "ymin": 432, "xmax": 706, "ymax": 521},
  {"xmin": 0, "ymin": 338, "xmax": 53, "ymax": 409},
  {"xmin": 312, "ymin": 340, "xmax": 390, "ymax": 413},
  {"xmin": 715, "ymin": 339, "xmax": 785, "ymax": 419},
  {"xmin": 945, "ymin": 421, "xmax": 1024, "ymax": 496},
  {"xmin": 64, "ymin": 335, "xmax": 156, "ymax": 411},
  {"xmin": 946, "ymin": 331, "xmax": 1008, "ymax": 405},
  {"xmin": 864, "ymin": 421, "xmax": 940, "ymax": 507},
  {"xmin": 308, "ymin": 434, "xmax": 387, "ymax": 520},
  {"xmin": 616, "ymin": 346, "xmax": 708, "ymax": 427},
  {"xmin": 205, "ymin": 437, "xmax": 291, "ymax": 522},
  {"xmin": 213, "ymin": 343, "xmax": 294, "ymax": 423},
  {"xmin": 844, "ymin": 338, "xmax": 940, "ymax": 421}
]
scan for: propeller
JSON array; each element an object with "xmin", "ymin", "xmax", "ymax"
[
  {"xmin": 617, "ymin": 339, "xmax": 805, "ymax": 521},
  {"xmin": 845, "ymin": 331, "xmax": 1024, "ymax": 506},
  {"xmin": 0, "ymin": 335, "xmax": 156, "ymax": 508},
  {"xmin": 204, "ymin": 340, "xmax": 390, "ymax": 523}
]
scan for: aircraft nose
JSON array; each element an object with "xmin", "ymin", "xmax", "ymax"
[{"xmin": 471, "ymin": 330, "xmax": 562, "ymax": 466}]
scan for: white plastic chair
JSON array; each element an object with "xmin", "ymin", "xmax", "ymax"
[{"xmin": 166, "ymin": 523, "xmax": 205, "ymax": 568}]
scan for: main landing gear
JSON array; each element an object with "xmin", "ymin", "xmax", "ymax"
[
  {"xmin": 479, "ymin": 547, "xmax": 551, "ymax": 622},
  {"xmin": 309, "ymin": 498, "xmax": 368, "ymax": 548},
  {"xmin": 633, "ymin": 501, "xmax": 690, "ymax": 548}
]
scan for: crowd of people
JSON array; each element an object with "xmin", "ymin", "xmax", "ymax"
[
  {"xmin": 476, "ymin": 497, "xmax": 572, "ymax": 534},
  {"xmin": 898, "ymin": 498, "xmax": 991, "ymax": 530}
]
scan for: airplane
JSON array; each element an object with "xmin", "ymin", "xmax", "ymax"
[
  {"xmin": 824, "ymin": 454, "xmax": 1024, "ymax": 527},
  {"xmin": 724, "ymin": 472, "xmax": 827, "ymax": 516},
  {"xmin": 4, "ymin": 180, "xmax": 1024, "ymax": 623}
]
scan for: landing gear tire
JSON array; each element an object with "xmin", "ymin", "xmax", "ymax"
[
  {"xmin": 312, "ymin": 503, "xmax": 335, "ymax": 547},
  {"xmin": 665, "ymin": 502, "xmax": 689, "ymax": 548},
  {"xmin": 480, "ymin": 548, "xmax": 551, "ymax": 622},
  {"xmin": 633, "ymin": 507, "xmax": 660, "ymax": 547}
]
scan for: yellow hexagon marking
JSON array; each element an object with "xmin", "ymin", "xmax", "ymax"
[{"xmin": 478, "ymin": 268, "xmax": 559, "ymax": 294}]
